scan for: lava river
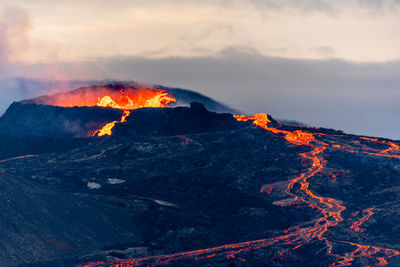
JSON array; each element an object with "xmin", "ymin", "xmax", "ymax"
[{"xmin": 80, "ymin": 113, "xmax": 400, "ymax": 267}]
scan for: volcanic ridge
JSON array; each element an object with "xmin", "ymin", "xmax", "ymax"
[{"xmin": 0, "ymin": 83, "xmax": 399, "ymax": 267}]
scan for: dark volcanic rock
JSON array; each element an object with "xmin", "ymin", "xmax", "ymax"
[
  {"xmin": 0, "ymin": 102, "xmax": 123, "ymax": 138},
  {"xmin": 0, "ymin": 170, "xmax": 140, "ymax": 267},
  {"xmin": 158, "ymin": 86, "xmax": 237, "ymax": 114},
  {"xmin": 0, "ymin": 101, "xmax": 247, "ymax": 160},
  {"xmin": 0, "ymin": 102, "xmax": 123, "ymax": 160},
  {"xmin": 113, "ymin": 102, "xmax": 245, "ymax": 136}
]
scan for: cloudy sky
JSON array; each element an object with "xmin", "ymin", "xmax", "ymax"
[{"xmin": 1, "ymin": 0, "xmax": 400, "ymax": 139}]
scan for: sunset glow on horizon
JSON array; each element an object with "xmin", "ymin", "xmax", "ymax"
[{"xmin": 2, "ymin": 0, "xmax": 400, "ymax": 63}]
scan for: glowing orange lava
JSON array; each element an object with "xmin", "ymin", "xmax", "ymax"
[
  {"xmin": 349, "ymin": 208, "xmax": 374, "ymax": 233},
  {"xmin": 80, "ymin": 112, "xmax": 400, "ymax": 267},
  {"xmin": 0, "ymin": 154, "xmax": 38, "ymax": 163},
  {"xmin": 91, "ymin": 90, "xmax": 176, "ymax": 136}
]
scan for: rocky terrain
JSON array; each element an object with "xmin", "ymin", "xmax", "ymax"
[{"xmin": 0, "ymin": 85, "xmax": 399, "ymax": 266}]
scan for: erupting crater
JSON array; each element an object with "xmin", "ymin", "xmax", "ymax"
[
  {"xmin": 24, "ymin": 85, "xmax": 176, "ymax": 137},
  {"xmin": 90, "ymin": 90, "xmax": 176, "ymax": 136}
]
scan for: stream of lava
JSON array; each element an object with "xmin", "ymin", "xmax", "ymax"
[
  {"xmin": 0, "ymin": 154, "xmax": 38, "ymax": 163},
  {"xmin": 91, "ymin": 90, "xmax": 176, "ymax": 136},
  {"xmin": 81, "ymin": 113, "xmax": 400, "ymax": 267}
]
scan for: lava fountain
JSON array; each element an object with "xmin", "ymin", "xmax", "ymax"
[
  {"xmin": 91, "ymin": 90, "xmax": 176, "ymax": 136},
  {"xmin": 28, "ymin": 86, "xmax": 176, "ymax": 137}
]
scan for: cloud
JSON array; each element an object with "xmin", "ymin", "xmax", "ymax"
[
  {"xmin": 2, "ymin": 1, "xmax": 400, "ymax": 62},
  {"xmin": 246, "ymin": 0, "xmax": 400, "ymax": 13},
  {"xmin": 309, "ymin": 46, "xmax": 336, "ymax": 57},
  {"xmin": 0, "ymin": 7, "xmax": 31, "ymax": 63},
  {"xmin": 12, "ymin": 0, "xmax": 400, "ymax": 11}
]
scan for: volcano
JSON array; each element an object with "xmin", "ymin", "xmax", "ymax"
[{"xmin": 0, "ymin": 83, "xmax": 399, "ymax": 267}]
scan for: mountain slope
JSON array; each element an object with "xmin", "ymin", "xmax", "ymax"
[
  {"xmin": 0, "ymin": 102, "xmax": 399, "ymax": 266},
  {"xmin": 0, "ymin": 169, "xmax": 141, "ymax": 267}
]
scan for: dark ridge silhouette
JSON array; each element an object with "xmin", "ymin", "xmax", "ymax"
[{"xmin": 0, "ymin": 102, "xmax": 123, "ymax": 138}]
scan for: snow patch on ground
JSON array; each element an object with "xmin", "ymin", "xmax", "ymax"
[
  {"xmin": 107, "ymin": 178, "xmax": 126, "ymax": 184},
  {"xmin": 74, "ymin": 144, "xmax": 124, "ymax": 162},
  {"xmin": 87, "ymin": 182, "xmax": 101, "ymax": 189},
  {"xmin": 154, "ymin": 199, "xmax": 176, "ymax": 207}
]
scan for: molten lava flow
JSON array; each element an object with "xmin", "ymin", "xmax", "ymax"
[
  {"xmin": 234, "ymin": 114, "xmax": 315, "ymax": 146},
  {"xmin": 234, "ymin": 114, "xmax": 399, "ymax": 266},
  {"xmin": 81, "ymin": 112, "xmax": 400, "ymax": 267},
  {"xmin": 95, "ymin": 90, "xmax": 176, "ymax": 110},
  {"xmin": 0, "ymin": 154, "xmax": 38, "ymax": 163},
  {"xmin": 335, "ymin": 137, "xmax": 400, "ymax": 159},
  {"xmin": 349, "ymin": 208, "xmax": 374, "ymax": 233},
  {"xmin": 91, "ymin": 90, "xmax": 176, "ymax": 136},
  {"xmin": 92, "ymin": 110, "xmax": 131, "ymax": 137}
]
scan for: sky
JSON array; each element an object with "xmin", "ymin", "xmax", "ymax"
[{"xmin": 0, "ymin": 0, "xmax": 400, "ymax": 139}]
